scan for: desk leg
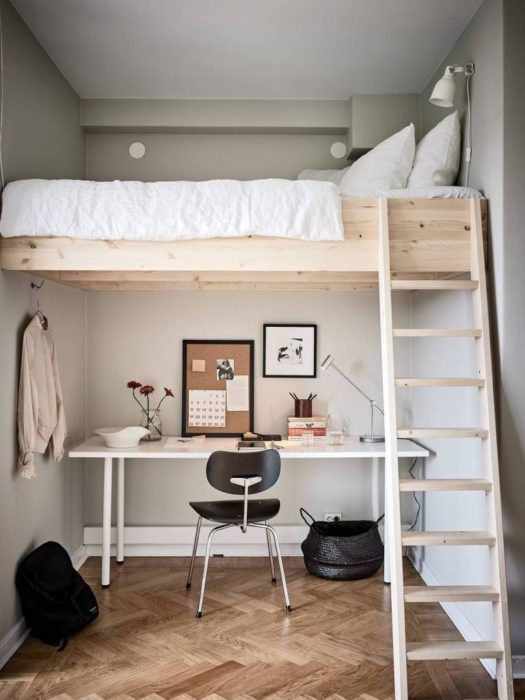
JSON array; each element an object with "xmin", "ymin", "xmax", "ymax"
[
  {"xmin": 371, "ymin": 457, "xmax": 380, "ymax": 521},
  {"xmin": 102, "ymin": 456, "xmax": 113, "ymax": 587},
  {"xmin": 117, "ymin": 457, "xmax": 125, "ymax": 565},
  {"xmin": 382, "ymin": 457, "xmax": 391, "ymax": 585}
]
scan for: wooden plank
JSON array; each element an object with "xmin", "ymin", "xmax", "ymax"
[
  {"xmin": 397, "ymin": 428, "xmax": 489, "ymax": 439},
  {"xmin": 399, "ymin": 479, "xmax": 492, "ymax": 492},
  {"xmin": 54, "ymin": 270, "xmax": 379, "ymax": 292},
  {"xmin": 395, "ymin": 378, "xmax": 485, "ymax": 387},
  {"xmin": 470, "ymin": 198, "xmax": 514, "ymax": 698},
  {"xmin": 404, "ymin": 585, "xmax": 499, "ymax": 603},
  {"xmin": 393, "ymin": 328, "xmax": 482, "ymax": 337},
  {"xmin": 401, "ymin": 531, "xmax": 495, "ymax": 546},
  {"xmin": 391, "ymin": 280, "xmax": 479, "ymax": 290},
  {"xmin": 406, "ymin": 641, "xmax": 502, "ymax": 661},
  {"xmin": 378, "ymin": 198, "xmax": 408, "ymax": 699}
]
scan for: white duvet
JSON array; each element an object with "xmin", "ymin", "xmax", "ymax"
[{"xmin": 0, "ymin": 178, "xmax": 344, "ymax": 241}]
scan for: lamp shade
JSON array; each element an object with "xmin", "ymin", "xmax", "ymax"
[
  {"xmin": 429, "ymin": 73, "xmax": 456, "ymax": 108},
  {"xmin": 320, "ymin": 354, "xmax": 335, "ymax": 370}
]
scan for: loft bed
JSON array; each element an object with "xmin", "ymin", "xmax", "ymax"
[{"xmin": 0, "ymin": 197, "xmax": 487, "ymax": 291}]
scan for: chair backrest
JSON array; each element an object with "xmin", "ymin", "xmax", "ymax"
[{"xmin": 206, "ymin": 449, "xmax": 281, "ymax": 495}]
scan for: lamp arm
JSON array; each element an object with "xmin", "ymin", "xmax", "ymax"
[{"xmin": 331, "ymin": 363, "xmax": 384, "ymax": 415}]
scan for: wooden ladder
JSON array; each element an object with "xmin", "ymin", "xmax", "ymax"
[{"xmin": 377, "ymin": 198, "xmax": 513, "ymax": 699}]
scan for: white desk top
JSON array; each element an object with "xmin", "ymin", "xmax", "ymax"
[{"xmin": 69, "ymin": 436, "xmax": 429, "ymax": 460}]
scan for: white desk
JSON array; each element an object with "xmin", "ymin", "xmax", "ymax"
[{"xmin": 70, "ymin": 436, "xmax": 428, "ymax": 587}]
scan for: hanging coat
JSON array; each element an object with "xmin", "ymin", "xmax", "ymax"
[{"xmin": 17, "ymin": 315, "xmax": 67, "ymax": 478}]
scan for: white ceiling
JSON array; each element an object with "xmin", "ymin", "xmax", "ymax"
[{"xmin": 11, "ymin": 0, "xmax": 483, "ymax": 100}]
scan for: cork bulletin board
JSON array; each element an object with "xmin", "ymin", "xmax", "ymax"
[{"xmin": 181, "ymin": 340, "xmax": 254, "ymax": 437}]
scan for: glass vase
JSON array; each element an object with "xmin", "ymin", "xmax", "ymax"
[{"xmin": 140, "ymin": 409, "xmax": 162, "ymax": 441}]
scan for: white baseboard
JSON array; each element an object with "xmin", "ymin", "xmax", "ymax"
[
  {"xmin": 0, "ymin": 618, "xmax": 28, "ymax": 671},
  {"xmin": 512, "ymin": 656, "xmax": 525, "ymax": 679},
  {"xmin": 0, "ymin": 544, "xmax": 87, "ymax": 671},
  {"xmin": 71, "ymin": 544, "xmax": 88, "ymax": 570},
  {"xmin": 83, "ymin": 525, "xmax": 308, "ymax": 557},
  {"xmin": 408, "ymin": 552, "xmax": 497, "ymax": 679}
]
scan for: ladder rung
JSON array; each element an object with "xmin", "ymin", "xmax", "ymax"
[
  {"xmin": 402, "ymin": 531, "xmax": 495, "ymax": 546},
  {"xmin": 404, "ymin": 585, "xmax": 499, "ymax": 603},
  {"xmin": 397, "ymin": 428, "xmax": 489, "ymax": 439},
  {"xmin": 395, "ymin": 377, "xmax": 485, "ymax": 387},
  {"xmin": 406, "ymin": 641, "xmax": 502, "ymax": 661},
  {"xmin": 391, "ymin": 280, "xmax": 479, "ymax": 291},
  {"xmin": 399, "ymin": 479, "xmax": 492, "ymax": 492},
  {"xmin": 393, "ymin": 328, "xmax": 482, "ymax": 337}
]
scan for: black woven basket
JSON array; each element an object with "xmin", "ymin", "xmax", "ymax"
[{"xmin": 300, "ymin": 508, "xmax": 384, "ymax": 580}]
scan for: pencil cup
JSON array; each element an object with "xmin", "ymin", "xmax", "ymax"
[{"xmin": 295, "ymin": 399, "xmax": 313, "ymax": 418}]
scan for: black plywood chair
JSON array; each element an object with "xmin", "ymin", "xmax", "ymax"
[{"xmin": 187, "ymin": 449, "xmax": 291, "ymax": 617}]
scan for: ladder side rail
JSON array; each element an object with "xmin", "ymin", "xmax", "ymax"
[
  {"xmin": 470, "ymin": 198, "xmax": 514, "ymax": 699},
  {"xmin": 377, "ymin": 198, "xmax": 408, "ymax": 700}
]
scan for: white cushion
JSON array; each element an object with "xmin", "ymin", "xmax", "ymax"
[
  {"xmin": 297, "ymin": 167, "xmax": 350, "ymax": 186},
  {"xmin": 339, "ymin": 124, "xmax": 415, "ymax": 193},
  {"xmin": 408, "ymin": 112, "xmax": 461, "ymax": 188}
]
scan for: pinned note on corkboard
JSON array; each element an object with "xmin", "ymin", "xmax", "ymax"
[{"xmin": 182, "ymin": 340, "xmax": 254, "ymax": 437}]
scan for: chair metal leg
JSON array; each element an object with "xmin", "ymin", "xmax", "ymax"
[
  {"xmin": 251, "ymin": 523, "xmax": 292, "ymax": 612},
  {"xmin": 196, "ymin": 523, "xmax": 233, "ymax": 618},
  {"xmin": 186, "ymin": 516, "xmax": 202, "ymax": 588},
  {"xmin": 265, "ymin": 520, "xmax": 276, "ymax": 583}
]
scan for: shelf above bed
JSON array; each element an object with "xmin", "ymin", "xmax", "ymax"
[{"xmin": 1, "ymin": 198, "xmax": 487, "ymax": 291}]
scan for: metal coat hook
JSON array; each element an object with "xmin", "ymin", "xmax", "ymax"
[{"xmin": 31, "ymin": 280, "xmax": 48, "ymax": 329}]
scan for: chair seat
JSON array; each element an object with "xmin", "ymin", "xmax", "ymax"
[{"xmin": 189, "ymin": 498, "xmax": 280, "ymax": 524}]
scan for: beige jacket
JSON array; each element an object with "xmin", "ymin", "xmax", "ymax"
[{"xmin": 18, "ymin": 315, "xmax": 67, "ymax": 479}]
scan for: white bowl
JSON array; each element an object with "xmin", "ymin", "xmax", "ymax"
[{"xmin": 94, "ymin": 427, "xmax": 150, "ymax": 448}]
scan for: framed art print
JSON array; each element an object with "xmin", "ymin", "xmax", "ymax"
[{"xmin": 263, "ymin": 324, "xmax": 317, "ymax": 378}]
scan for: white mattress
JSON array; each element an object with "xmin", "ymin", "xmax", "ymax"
[
  {"xmin": 0, "ymin": 179, "xmax": 483, "ymax": 243},
  {"xmin": 0, "ymin": 178, "xmax": 344, "ymax": 241}
]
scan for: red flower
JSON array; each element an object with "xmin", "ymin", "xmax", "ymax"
[
  {"xmin": 127, "ymin": 380, "xmax": 142, "ymax": 390},
  {"xmin": 140, "ymin": 385, "xmax": 155, "ymax": 396},
  {"xmin": 164, "ymin": 387, "xmax": 174, "ymax": 397}
]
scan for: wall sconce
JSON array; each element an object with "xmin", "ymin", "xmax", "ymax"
[
  {"xmin": 429, "ymin": 62, "xmax": 475, "ymax": 185},
  {"xmin": 330, "ymin": 142, "xmax": 347, "ymax": 159},
  {"xmin": 129, "ymin": 141, "xmax": 146, "ymax": 159}
]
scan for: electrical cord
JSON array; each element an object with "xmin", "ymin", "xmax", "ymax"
[
  {"xmin": 407, "ymin": 457, "xmax": 421, "ymax": 531},
  {"xmin": 464, "ymin": 73, "xmax": 472, "ymax": 188},
  {"xmin": 0, "ymin": 4, "xmax": 4, "ymax": 191}
]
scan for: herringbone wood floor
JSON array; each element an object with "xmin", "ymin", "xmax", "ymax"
[{"xmin": 1, "ymin": 557, "xmax": 523, "ymax": 700}]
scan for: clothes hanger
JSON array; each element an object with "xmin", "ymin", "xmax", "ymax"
[{"xmin": 31, "ymin": 280, "xmax": 48, "ymax": 330}]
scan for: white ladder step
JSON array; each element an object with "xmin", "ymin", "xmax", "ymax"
[
  {"xmin": 404, "ymin": 585, "xmax": 499, "ymax": 603},
  {"xmin": 406, "ymin": 640, "xmax": 503, "ymax": 661},
  {"xmin": 395, "ymin": 377, "xmax": 485, "ymax": 387},
  {"xmin": 393, "ymin": 328, "xmax": 482, "ymax": 337},
  {"xmin": 391, "ymin": 280, "xmax": 479, "ymax": 291},
  {"xmin": 402, "ymin": 530, "xmax": 495, "ymax": 546},
  {"xmin": 398, "ymin": 427, "xmax": 489, "ymax": 439},
  {"xmin": 399, "ymin": 478, "xmax": 492, "ymax": 492}
]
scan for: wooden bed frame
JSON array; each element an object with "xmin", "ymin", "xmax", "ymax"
[{"xmin": 0, "ymin": 198, "xmax": 487, "ymax": 290}]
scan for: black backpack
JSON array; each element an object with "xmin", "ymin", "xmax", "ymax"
[{"xmin": 15, "ymin": 541, "xmax": 99, "ymax": 649}]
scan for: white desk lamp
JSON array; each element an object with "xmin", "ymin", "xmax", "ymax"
[{"xmin": 321, "ymin": 354, "xmax": 384, "ymax": 443}]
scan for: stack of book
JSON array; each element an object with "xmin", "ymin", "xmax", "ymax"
[{"xmin": 287, "ymin": 416, "xmax": 327, "ymax": 442}]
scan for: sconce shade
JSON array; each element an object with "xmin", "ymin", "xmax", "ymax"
[{"xmin": 429, "ymin": 72, "xmax": 456, "ymax": 108}]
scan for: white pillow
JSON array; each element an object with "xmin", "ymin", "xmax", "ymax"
[
  {"xmin": 297, "ymin": 167, "xmax": 350, "ymax": 186},
  {"xmin": 339, "ymin": 123, "xmax": 415, "ymax": 193},
  {"xmin": 408, "ymin": 112, "xmax": 460, "ymax": 188}
]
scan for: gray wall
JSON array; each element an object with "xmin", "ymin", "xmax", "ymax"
[
  {"xmin": 501, "ymin": 0, "xmax": 525, "ymax": 655},
  {"xmin": 84, "ymin": 290, "xmax": 415, "ymax": 528},
  {"xmin": 416, "ymin": 0, "xmax": 525, "ymax": 655},
  {"xmin": 0, "ymin": 0, "xmax": 85, "ymax": 648},
  {"xmin": 86, "ymin": 132, "xmax": 346, "ymax": 182}
]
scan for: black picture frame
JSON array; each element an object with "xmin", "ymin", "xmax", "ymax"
[
  {"xmin": 182, "ymin": 339, "xmax": 255, "ymax": 437},
  {"xmin": 263, "ymin": 324, "xmax": 317, "ymax": 378}
]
